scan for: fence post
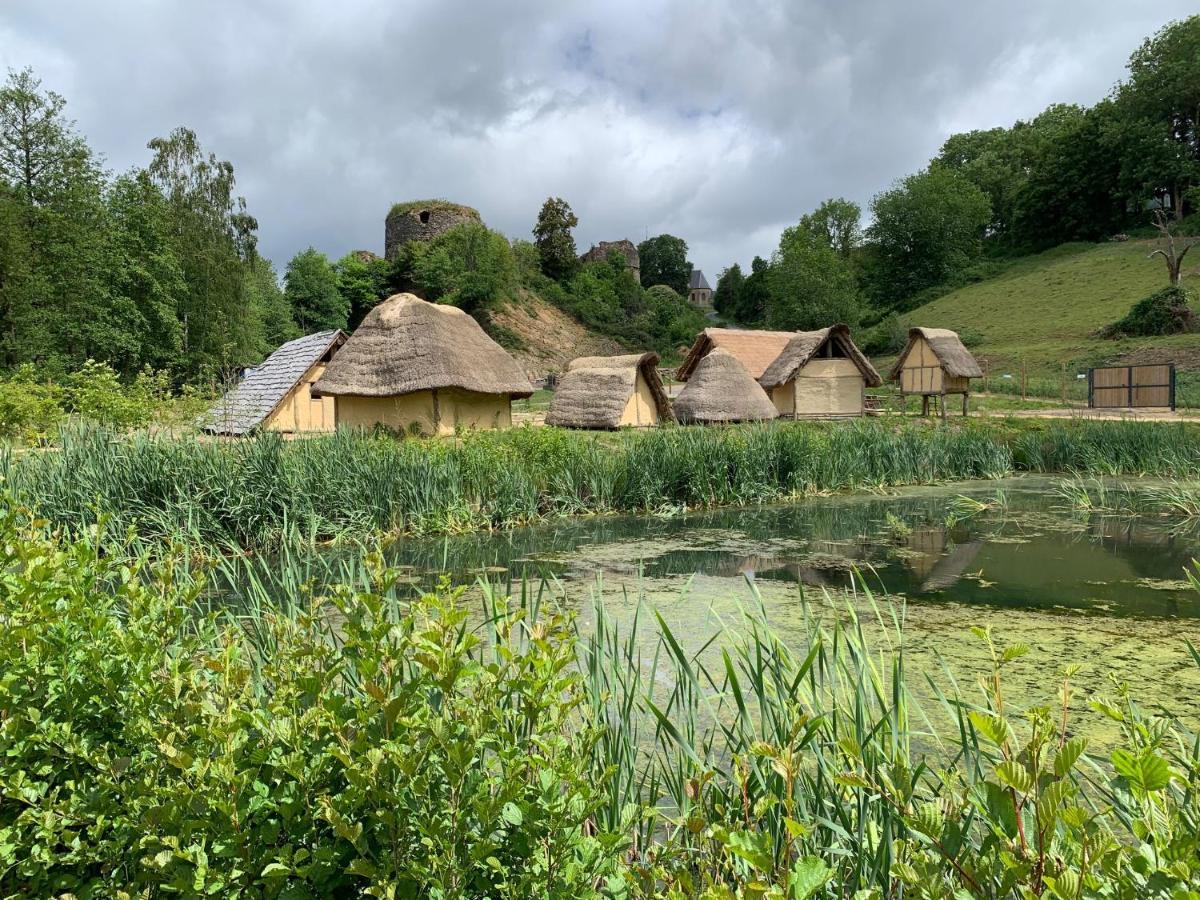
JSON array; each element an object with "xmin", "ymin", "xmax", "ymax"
[
  {"xmin": 1060, "ymin": 362, "xmax": 1067, "ymax": 406},
  {"xmin": 1021, "ymin": 360, "xmax": 1027, "ymax": 402}
]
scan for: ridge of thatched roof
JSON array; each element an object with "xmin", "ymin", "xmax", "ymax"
[
  {"xmin": 676, "ymin": 327, "xmax": 796, "ymax": 381},
  {"xmin": 888, "ymin": 327, "xmax": 983, "ymax": 380},
  {"xmin": 312, "ymin": 294, "xmax": 534, "ymax": 399},
  {"xmin": 674, "ymin": 348, "xmax": 779, "ymax": 424},
  {"xmin": 202, "ymin": 330, "xmax": 346, "ymax": 435},
  {"xmin": 759, "ymin": 324, "xmax": 882, "ymax": 389},
  {"xmin": 545, "ymin": 352, "xmax": 672, "ymax": 429}
]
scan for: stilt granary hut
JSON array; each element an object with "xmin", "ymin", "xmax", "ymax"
[
  {"xmin": 312, "ymin": 293, "xmax": 533, "ymax": 435},
  {"xmin": 545, "ymin": 353, "xmax": 672, "ymax": 429},
  {"xmin": 673, "ymin": 348, "xmax": 779, "ymax": 424},
  {"xmin": 889, "ymin": 327, "xmax": 982, "ymax": 416},
  {"xmin": 758, "ymin": 324, "xmax": 882, "ymax": 418},
  {"xmin": 203, "ymin": 330, "xmax": 347, "ymax": 435}
]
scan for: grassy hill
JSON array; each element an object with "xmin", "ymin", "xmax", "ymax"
[{"xmin": 895, "ymin": 241, "xmax": 1199, "ymax": 389}]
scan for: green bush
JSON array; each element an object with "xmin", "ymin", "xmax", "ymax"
[
  {"xmin": 0, "ymin": 506, "xmax": 625, "ymax": 897},
  {"xmin": 1103, "ymin": 285, "xmax": 1197, "ymax": 337},
  {"xmin": 0, "ymin": 365, "xmax": 64, "ymax": 443}
]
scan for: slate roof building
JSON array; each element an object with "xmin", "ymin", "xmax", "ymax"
[
  {"xmin": 202, "ymin": 330, "xmax": 347, "ymax": 435},
  {"xmin": 687, "ymin": 269, "xmax": 713, "ymax": 307}
]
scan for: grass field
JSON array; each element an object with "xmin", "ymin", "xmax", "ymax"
[{"xmin": 892, "ymin": 240, "xmax": 1199, "ymax": 384}]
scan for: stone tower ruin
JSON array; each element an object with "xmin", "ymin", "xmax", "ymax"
[
  {"xmin": 580, "ymin": 239, "xmax": 641, "ymax": 283},
  {"xmin": 384, "ymin": 200, "xmax": 482, "ymax": 260}
]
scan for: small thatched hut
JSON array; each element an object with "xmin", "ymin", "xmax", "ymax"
[
  {"xmin": 312, "ymin": 293, "xmax": 533, "ymax": 435},
  {"xmin": 545, "ymin": 353, "xmax": 672, "ymax": 429},
  {"xmin": 758, "ymin": 324, "xmax": 882, "ymax": 418},
  {"xmin": 203, "ymin": 330, "xmax": 347, "ymax": 435},
  {"xmin": 889, "ymin": 327, "xmax": 983, "ymax": 416},
  {"xmin": 675, "ymin": 327, "xmax": 796, "ymax": 382},
  {"xmin": 673, "ymin": 348, "xmax": 779, "ymax": 425}
]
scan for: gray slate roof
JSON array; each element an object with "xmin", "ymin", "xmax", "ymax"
[
  {"xmin": 688, "ymin": 269, "xmax": 711, "ymax": 291},
  {"xmin": 202, "ymin": 330, "xmax": 345, "ymax": 435}
]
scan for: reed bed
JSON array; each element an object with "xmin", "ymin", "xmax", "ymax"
[{"xmin": 3, "ymin": 417, "xmax": 1200, "ymax": 550}]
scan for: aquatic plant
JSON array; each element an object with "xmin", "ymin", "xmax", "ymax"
[{"xmin": 5, "ymin": 417, "xmax": 1200, "ymax": 552}]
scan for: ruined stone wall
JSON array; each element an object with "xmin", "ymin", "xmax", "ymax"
[
  {"xmin": 384, "ymin": 201, "xmax": 482, "ymax": 260},
  {"xmin": 580, "ymin": 239, "xmax": 641, "ymax": 284}
]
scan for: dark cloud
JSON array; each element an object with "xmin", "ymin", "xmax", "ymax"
[{"xmin": 1, "ymin": 1, "xmax": 1193, "ymax": 278}]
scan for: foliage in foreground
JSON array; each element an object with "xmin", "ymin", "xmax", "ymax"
[
  {"xmin": 2, "ymin": 503, "xmax": 1200, "ymax": 897},
  {"xmin": 6, "ymin": 417, "xmax": 1200, "ymax": 550}
]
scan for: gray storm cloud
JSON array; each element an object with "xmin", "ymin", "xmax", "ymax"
[{"xmin": 1, "ymin": 0, "xmax": 1193, "ymax": 277}]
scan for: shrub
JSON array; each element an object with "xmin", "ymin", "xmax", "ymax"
[
  {"xmin": 0, "ymin": 506, "xmax": 625, "ymax": 897},
  {"xmin": 1103, "ymin": 285, "xmax": 1197, "ymax": 337},
  {"xmin": 0, "ymin": 365, "xmax": 64, "ymax": 443}
]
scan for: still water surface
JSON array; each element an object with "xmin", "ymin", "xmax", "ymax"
[{"xmin": 379, "ymin": 476, "xmax": 1200, "ymax": 743}]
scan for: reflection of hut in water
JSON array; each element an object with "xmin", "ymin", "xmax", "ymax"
[
  {"xmin": 920, "ymin": 541, "xmax": 984, "ymax": 592},
  {"xmin": 899, "ymin": 527, "xmax": 984, "ymax": 591}
]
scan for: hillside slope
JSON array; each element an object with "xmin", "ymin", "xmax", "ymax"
[
  {"xmin": 899, "ymin": 241, "xmax": 1199, "ymax": 377},
  {"xmin": 490, "ymin": 290, "xmax": 623, "ymax": 379}
]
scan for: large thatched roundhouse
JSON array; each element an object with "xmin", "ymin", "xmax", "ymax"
[
  {"xmin": 203, "ymin": 330, "xmax": 347, "ymax": 436},
  {"xmin": 889, "ymin": 326, "xmax": 983, "ymax": 416},
  {"xmin": 675, "ymin": 327, "xmax": 796, "ymax": 382},
  {"xmin": 673, "ymin": 348, "xmax": 779, "ymax": 425},
  {"xmin": 758, "ymin": 324, "xmax": 882, "ymax": 418},
  {"xmin": 545, "ymin": 353, "xmax": 672, "ymax": 429},
  {"xmin": 312, "ymin": 293, "xmax": 533, "ymax": 435}
]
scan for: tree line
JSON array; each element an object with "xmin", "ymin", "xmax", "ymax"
[{"xmin": 711, "ymin": 15, "xmax": 1200, "ymax": 344}]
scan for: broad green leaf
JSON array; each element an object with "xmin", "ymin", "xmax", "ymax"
[
  {"xmin": 789, "ymin": 856, "xmax": 832, "ymax": 900},
  {"xmin": 1053, "ymin": 738, "xmax": 1087, "ymax": 777},
  {"xmin": 969, "ymin": 710, "xmax": 1014, "ymax": 748},
  {"xmin": 994, "ymin": 760, "xmax": 1034, "ymax": 794}
]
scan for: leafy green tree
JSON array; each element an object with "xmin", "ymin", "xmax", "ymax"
[
  {"xmin": 102, "ymin": 171, "xmax": 184, "ymax": 373},
  {"xmin": 244, "ymin": 257, "xmax": 297, "ymax": 352},
  {"xmin": 713, "ymin": 264, "xmax": 745, "ymax": 320},
  {"xmin": 532, "ymin": 197, "xmax": 579, "ymax": 283},
  {"xmin": 867, "ymin": 167, "xmax": 992, "ymax": 304},
  {"xmin": 285, "ymin": 248, "xmax": 346, "ymax": 333},
  {"xmin": 738, "ymin": 256, "xmax": 772, "ymax": 325},
  {"xmin": 147, "ymin": 127, "xmax": 261, "ymax": 378},
  {"xmin": 334, "ymin": 251, "xmax": 391, "ymax": 329},
  {"xmin": 0, "ymin": 68, "xmax": 113, "ymax": 371},
  {"xmin": 0, "ymin": 185, "xmax": 33, "ymax": 367},
  {"xmin": 1012, "ymin": 102, "xmax": 1128, "ymax": 247},
  {"xmin": 637, "ymin": 234, "xmax": 690, "ymax": 294},
  {"xmin": 767, "ymin": 227, "xmax": 863, "ymax": 330},
  {"xmin": 1117, "ymin": 15, "xmax": 1200, "ymax": 218},
  {"xmin": 792, "ymin": 199, "xmax": 861, "ymax": 258},
  {"xmin": 405, "ymin": 223, "xmax": 515, "ymax": 312}
]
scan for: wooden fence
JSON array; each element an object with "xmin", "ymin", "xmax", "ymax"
[{"xmin": 1087, "ymin": 364, "xmax": 1175, "ymax": 410}]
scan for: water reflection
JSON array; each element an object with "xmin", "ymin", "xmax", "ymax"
[{"xmin": 377, "ymin": 478, "xmax": 1200, "ymax": 619}]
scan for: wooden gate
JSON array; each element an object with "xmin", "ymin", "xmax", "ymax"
[{"xmin": 1088, "ymin": 364, "xmax": 1175, "ymax": 409}]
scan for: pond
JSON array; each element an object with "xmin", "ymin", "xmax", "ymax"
[{"xmin": 374, "ymin": 476, "xmax": 1200, "ymax": 745}]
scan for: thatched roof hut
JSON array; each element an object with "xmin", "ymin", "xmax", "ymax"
[
  {"xmin": 313, "ymin": 293, "xmax": 533, "ymax": 435},
  {"xmin": 889, "ymin": 327, "xmax": 982, "ymax": 416},
  {"xmin": 759, "ymin": 324, "xmax": 882, "ymax": 418},
  {"xmin": 545, "ymin": 353, "xmax": 672, "ymax": 429},
  {"xmin": 673, "ymin": 348, "xmax": 779, "ymax": 424},
  {"xmin": 202, "ymin": 330, "xmax": 346, "ymax": 435},
  {"xmin": 675, "ymin": 327, "xmax": 796, "ymax": 381}
]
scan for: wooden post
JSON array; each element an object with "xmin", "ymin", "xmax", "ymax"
[
  {"xmin": 921, "ymin": 395, "xmax": 930, "ymax": 417},
  {"xmin": 1060, "ymin": 362, "xmax": 1067, "ymax": 406},
  {"xmin": 962, "ymin": 393, "xmax": 969, "ymax": 416},
  {"xmin": 940, "ymin": 394, "xmax": 947, "ymax": 420},
  {"xmin": 1021, "ymin": 360, "xmax": 1027, "ymax": 401},
  {"xmin": 982, "ymin": 359, "xmax": 989, "ymax": 393}
]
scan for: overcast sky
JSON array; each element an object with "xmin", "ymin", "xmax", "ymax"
[{"xmin": 1, "ymin": 2, "xmax": 1194, "ymax": 279}]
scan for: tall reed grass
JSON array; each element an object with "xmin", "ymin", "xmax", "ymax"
[{"xmin": 4, "ymin": 417, "xmax": 1200, "ymax": 550}]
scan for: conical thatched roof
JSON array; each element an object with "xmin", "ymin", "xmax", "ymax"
[
  {"xmin": 759, "ymin": 324, "xmax": 882, "ymax": 389},
  {"xmin": 545, "ymin": 353, "xmax": 672, "ymax": 429},
  {"xmin": 674, "ymin": 348, "xmax": 779, "ymax": 424},
  {"xmin": 312, "ymin": 294, "xmax": 534, "ymax": 399},
  {"xmin": 888, "ymin": 327, "xmax": 982, "ymax": 380},
  {"xmin": 676, "ymin": 327, "xmax": 796, "ymax": 381}
]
